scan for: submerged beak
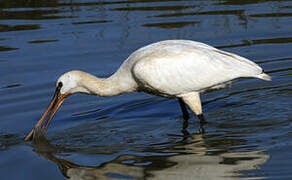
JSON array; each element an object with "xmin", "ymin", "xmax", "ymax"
[{"xmin": 24, "ymin": 85, "xmax": 69, "ymax": 141}]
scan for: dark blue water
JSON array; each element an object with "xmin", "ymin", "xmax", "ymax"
[{"xmin": 0, "ymin": 0, "xmax": 291, "ymax": 179}]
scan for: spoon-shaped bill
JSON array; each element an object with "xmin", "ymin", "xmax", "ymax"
[{"xmin": 24, "ymin": 85, "xmax": 69, "ymax": 141}]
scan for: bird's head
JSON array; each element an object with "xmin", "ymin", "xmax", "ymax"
[
  {"xmin": 57, "ymin": 70, "xmax": 92, "ymax": 95},
  {"xmin": 24, "ymin": 71, "xmax": 92, "ymax": 141}
]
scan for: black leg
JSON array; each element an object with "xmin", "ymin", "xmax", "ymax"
[
  {"xmin": 181, "ymin": 119, "xmax": 190, "ymax": 137},
  {"xmin": 197, "ymin": 114, "xmax": 206, "ymax": 134},
  {"xmin": 178, "ymin": 98, "xmax": 190, "ymax": 120},
  {"xmin": 197, "ymin": 114, "xmax": 207, "ymax": 124},
  {"xmin": 178, "ymin": 98, "xmax": 191, "ymax": 136}
]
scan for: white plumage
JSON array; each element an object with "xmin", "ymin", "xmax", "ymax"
[
  {"xmin": 25, "ymin": 40, "xmax": 271, "ymax": 141},
  {"xmin": 129, "ymin": 40, "xmax": 265, "ymax": 96}
]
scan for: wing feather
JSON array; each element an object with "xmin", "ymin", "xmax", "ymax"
[{"xmin": 131, "ymin": 40, "xmax": 263, "ymax": 96}]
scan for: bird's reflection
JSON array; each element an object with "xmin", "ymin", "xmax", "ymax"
[
  {"xmin": 32, "ymin": 135, "xmax": 145, "ymax": 179},
  {"xmin": 31, "ymin": 129, "xmax": 269, "ymax": 180}
]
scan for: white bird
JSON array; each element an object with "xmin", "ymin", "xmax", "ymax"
[{"xmin": 25, "ymin": 40, "xmax": 271, "ymax": 141}]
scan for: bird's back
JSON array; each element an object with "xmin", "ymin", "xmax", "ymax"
[{"xmin": 116, "ymin": 40, "xmax": 266, "ymax": 97}]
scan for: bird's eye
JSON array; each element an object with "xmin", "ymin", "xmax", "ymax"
[{"xmin": 58, "ymin": 82, "xmax": 63, "ymax": 88}]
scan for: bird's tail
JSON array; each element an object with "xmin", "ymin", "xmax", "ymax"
[{"xmin": 256, "ymin": 73, "xmax": 272, "ymax": 81}]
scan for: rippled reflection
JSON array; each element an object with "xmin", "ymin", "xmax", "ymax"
[{"xmin": 32, "ymin": 135, "xmax": 269, "ymax": 180}]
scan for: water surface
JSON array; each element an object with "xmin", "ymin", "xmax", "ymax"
[{"xmin": 0, "ymin": 0, "xmax": 292, "ymax": 179}]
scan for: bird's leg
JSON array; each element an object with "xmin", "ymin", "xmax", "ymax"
[
  {"xmin": 178, "ymin": 98, "xmax": 190, "ymax": 120},
  {"xmin": 181, "ymin": 92, "xmax": 207, "ymax": 124},
  {"xmin": 199, "ymin": 124, "xmax": 205, "ymax": 134},
  {"xmin": 197, "ymin": 114, "xmax": 207, "ymax": 124},
  {"xmin": 181, "ymin": 118, "xmax": 190, "ymax": 136},
  {"xmin": 178, "ymin": 98, "xmax": 191, "ymax": 136},
  {"xmin": 177, "ymin": 98, "xmax": 191, "ymax": 136},
  {"xmin": 198, "ymin": 115, "xmax": 206, "ymax": 134}
]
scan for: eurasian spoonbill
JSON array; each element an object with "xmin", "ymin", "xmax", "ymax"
[{"xmin": 25, "ymin": 40, "xmax": 271, "ymax": 141}]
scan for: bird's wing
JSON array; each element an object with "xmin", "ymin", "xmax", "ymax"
[{"xmin": 132, "ymin": 44, "xmax": 262, "ymax": 96}]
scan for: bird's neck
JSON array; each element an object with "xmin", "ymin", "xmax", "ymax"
[{"xmin": 80, "ymin": 70, "xmax": 137, "ymax": 97}]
